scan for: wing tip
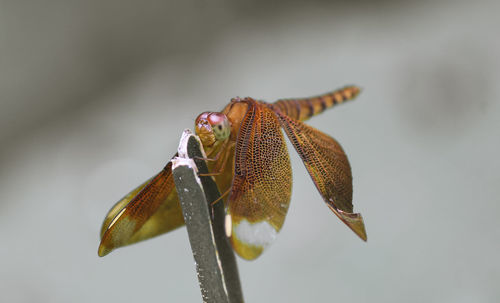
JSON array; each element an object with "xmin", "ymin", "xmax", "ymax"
[
  {"xmin": 230, "ymin": 235, "xmax": 264, "ymax": 261},
  {"xmin": 98, "ymin": 242, "xmax": 113, "ymax": 257},
  {"xmin": 328, "ymin": 204, "xmax": 367, "ymax": 241},
  {"xmin": 230, "ymin": 219, "xmax": 277, "ymax": 261}
]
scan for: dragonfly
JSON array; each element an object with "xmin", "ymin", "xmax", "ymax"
[{"xmin": 98, "ymin": 85, "xmax": 367, "ymax": 260}]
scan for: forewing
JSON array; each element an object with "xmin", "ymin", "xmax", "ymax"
[
  {"xmin": 275, "ymin": 111, "xmax": 367, "ymax": 241},
  {"xmin": 228, "ymin": 101, "xmax": 292, "ymax": 260},
  {"xmin": 98, "ymin": 158, "xmax": 185, "ymax": 256}
]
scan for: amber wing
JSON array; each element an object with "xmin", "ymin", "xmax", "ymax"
[
  {"xmin": 228, "ymin": 100, "xmax": 292, "ymax": 260},
  {"xmin": 98, "ymin": 158, "xmax": 185, "ymax": 256},
  {"xmin": 274, "ymin": 110, "xmax": 367, "ymax": 241}
]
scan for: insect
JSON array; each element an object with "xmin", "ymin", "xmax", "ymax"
[{"xmin": 98, "ymin": 85, "xmax": 367, "ymax": 260}]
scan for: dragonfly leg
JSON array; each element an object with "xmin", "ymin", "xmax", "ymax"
[
  {"xmin": 211, "ymin": 188, "xmax": 231, "ymax": 207},
  {"xmin": 198, "ymin": 171, "xmax": 222, "ymax": 177},
  {"xmin": 194, "ymin": 140, "xmax": 228, "ymax": 162},
  {"xmin": 198, "ymin": 141, "xmax": 234, "ymax": 177},
  {"xmin": 210, "ymin": 188, "xmax": 231, "ymax": 220}
]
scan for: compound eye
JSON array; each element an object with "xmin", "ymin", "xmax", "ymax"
[
  {"xmin": 195, "ymin": 112, "xmax": 210, "ymax": 125},
  {"xmin": 207, "ymin": 113, "xmax": 230, "ymax": 141}
]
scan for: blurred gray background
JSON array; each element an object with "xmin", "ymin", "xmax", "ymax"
[{"xmin": 1, "ymin": 0, "xmax": 499, "ymax": 302}]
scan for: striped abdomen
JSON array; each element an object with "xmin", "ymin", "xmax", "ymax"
[{"xmin": 272, "ymin": 86, "xmax": 361, "ymax": 122}]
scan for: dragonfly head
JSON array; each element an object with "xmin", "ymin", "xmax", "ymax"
[{"xmin": 195, "ymin": 112, "xmax": 231, "ymax": 147}]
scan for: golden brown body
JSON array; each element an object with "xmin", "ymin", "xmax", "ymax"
[
  {"xmin": 273, "ymin": 85, "xmax": 360, "ymax": 121},
  {"xmin": 98, "ymin": 86, "xmax": 366, "ymax": 259}
]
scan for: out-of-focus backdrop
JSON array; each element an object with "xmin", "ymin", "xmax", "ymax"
[{"xmin": 1, "ymin": 1, "xmax": 499, "ymax": 302}]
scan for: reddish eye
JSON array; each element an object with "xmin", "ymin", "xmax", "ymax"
[
  {"xmin": 195, "ymin": 112, "xmax": 230, "ymax": 141},
  {"xmin": 207, "ymin": 113, "xmax": 226, "ymax": 126},
  {"xmin": 207, "ymin": 113, "xmax": 230, "ymax": 140},
  {"xmin": 195, "ymin": 112, "xmax": 210, "ymax": 124}
]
